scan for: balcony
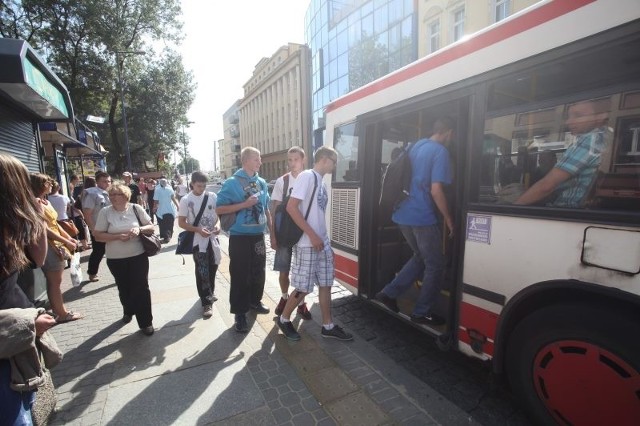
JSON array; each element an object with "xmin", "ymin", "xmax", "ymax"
[
  {"xmin": 230, "ymin": 126, "xmax": 239, "ymax": 138},
  {"xmin": 229, "ymin": 113, "xmax": 239, "ymax": 124}
]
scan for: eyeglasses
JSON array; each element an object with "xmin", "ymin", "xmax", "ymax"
[{"xmin": 108, "ymin": 193, "xmax": 125, "ymax": 197}]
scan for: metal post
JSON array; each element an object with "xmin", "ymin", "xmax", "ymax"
[
  {"xmin": 115, "ymin": 51, "xmax": 133, "ymax": 172},
  {"xmin": 114, "ymin": 50, "xmax": 145, "ymax": 173}
]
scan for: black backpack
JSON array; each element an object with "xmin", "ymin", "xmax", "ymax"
[
  {"xmin": 379, "ymin": 141, "xmax": 419, "ymax": 215},
  {"xmin": 274, "ymin": 173, "xmax": 317, "ymax": 248}
]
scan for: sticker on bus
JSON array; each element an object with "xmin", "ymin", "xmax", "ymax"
[{"xmin": 466, "ymin": 214, "xmax": 492, "ymax": 245}]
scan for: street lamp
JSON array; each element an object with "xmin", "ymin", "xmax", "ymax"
[
  {"xmin": 115, "ymin": 50, "xmax": 145, "ymax": 172},
  {"xmin": 182, "ymin": 121, "xmax": 194, "ymax": 186}
]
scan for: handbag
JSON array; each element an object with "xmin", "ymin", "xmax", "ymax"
[
  {"xmin": 175, "ymin": 194, "xmax": 209, "ymax": 255},
  {"xmin": 31, "ymin": 368, "xmax": 56, "ymax": 426},
  {"xmin": 132, "ymin": 204, "xmax": 162, "ymax": 256},
  {"xmin": 57, "ymin": 218, "xmax": 79, "ymax": 237}
]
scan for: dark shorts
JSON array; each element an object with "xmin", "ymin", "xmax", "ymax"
[{"xmin": 273, "ymin": 246, "xmax": 293, "ymax": 272}]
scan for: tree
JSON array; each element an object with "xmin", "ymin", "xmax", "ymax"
[
  {"xmin": 0, "ymin": 0, "xmax": 194, "ymax": 175},
  {"xmin": 177, "ymin": 157, "xmax": 200, "ymax": 175}
]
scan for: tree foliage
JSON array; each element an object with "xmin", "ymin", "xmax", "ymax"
[{"xmin": 0, "ymin": 0, "xmax": 195, "ymax": 175}]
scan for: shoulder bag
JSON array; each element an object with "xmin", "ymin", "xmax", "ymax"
[
  {"xmin": 275, "ymin": 172, "xmax": 318, "ymax": 248},
  {"xmin": 175, "ymin": 193, "xmax": 209, "ymax": 255},
  {"xmin": 132, "ymin": 204, "xmax": 162, "ymax": 256}
]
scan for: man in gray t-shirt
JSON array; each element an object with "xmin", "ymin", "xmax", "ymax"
[{"xmin": 82, "ymin": 171, "xmax": 112, "ymax": 281}]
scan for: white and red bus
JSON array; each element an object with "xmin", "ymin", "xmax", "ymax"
[{"xmin": 323, "ymin": 0, "xmax": 640, "ymax": 424}]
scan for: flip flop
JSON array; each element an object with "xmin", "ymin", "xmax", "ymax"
[{"xmin": 56, "ymin": 311, "xmax": 83, "ymax": 323}]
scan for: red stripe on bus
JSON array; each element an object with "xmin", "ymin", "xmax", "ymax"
[
  {"xmin": 335, "ymin": 270, "xmax": 358, "ymax": 288},
  {"xmin": 460, "ymin": 301, "xmax": 499, "ymax": 341},
  {"xmin": 326, "ymin": 0, "xmax": 595, "ymax": 113},
  {"xmin": 335, "ymin": 254, "xmax": 359, "ymax": 278}
]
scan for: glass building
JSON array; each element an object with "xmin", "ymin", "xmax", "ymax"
[{"xmin": 305, "ymin": 0, "xmax": 417, "ymax": 148}]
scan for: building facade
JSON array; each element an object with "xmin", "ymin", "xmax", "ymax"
[
  {"xmin": 238, "ymin": 43, "xmax": 312, "ymax": 181},
  {"xmin": 221, "ymin": 101, "xmax": 241, "ymax": 179},
  {"xmin": 305, "ymin": 0, "xmax": 418, "ymax": 149},
  {"xmin": 418, "ymin": 0, "xmax": 540, "ymax": 57}
]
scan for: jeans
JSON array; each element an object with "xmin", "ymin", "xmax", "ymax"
[
  {"xmin": 228, "ymin": 234, "xmax": 265, "ymax": 314},
  {"xmin": 193, "ymin": 241, "xmax": 218, "ymax": 306},
  {"xmin": 87, "ymin": 234, "xmax": 106, "ymax": 276},
  {"xmin": 0, "ymin": 360, "xmax": 34, "ymax": 426},
  {"xmin": 106, "ymin": 253, "xmax": 153, "ymax": 328},
  {"xmin": 382, "ymin": 224, "xmax": 444, "ymax": 316}
]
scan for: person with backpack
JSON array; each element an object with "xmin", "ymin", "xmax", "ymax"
[
  {"xmin": 177, "ymin": 171, "xmax": 221, "ymax": 319},
  {"xmin": 215, "ymin": 147, "xmax": 272, "ymax": 333},
  {"xmin": 269, "ymin": 146, "xmax": 312, "ymax": 320},
  {"xmin": 375, "ymin": 117, "xmax": 455, "ymax": 326},
  {"xmin": 276, "ymin": 147, "xmax": 353, "ymax": 341}
]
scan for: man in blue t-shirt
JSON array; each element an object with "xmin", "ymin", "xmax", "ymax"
[
  {"xmin": 216, "ymin": 147, "xmax": 272, "ymax": 333},
  {"xmin": 375, "ymin": 117, "xmax": 455, "ymax": 326}
]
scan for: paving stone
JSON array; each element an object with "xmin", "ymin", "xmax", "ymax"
[
  {"xmin": 325, "ymin": 390, "xmax": 390, "ymax": 426},
  {"xmin": 304, "ymin": 367, "xmax": 358, "ymax": 404}
]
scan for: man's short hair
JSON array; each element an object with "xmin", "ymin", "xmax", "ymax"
[
  {"xmin": 433, "ymin": 117, "xmax": 456, "ymax": 135},
  {"xmin": 314, "ymin": 146, "xmax": 338, "ymax": 163},
  {"xmin": 191, "ymin": 171, "xmax": 208, "ymax": 183},
  {"xmin": 288, "ymin": 146, "xmax": 305, "ymax": 158},
  {"xmin": 241, "ymin": 147, "xmax": 260, "ymax": 163},
  {"xmin": 95, "ymin": 171, "xmax": 110, "ymax": 182}
]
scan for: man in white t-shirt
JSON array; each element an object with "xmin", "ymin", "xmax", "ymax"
[
  {"xmin": 269, "ymin": 146, "xmax": 312, "ymax": 320},
  {"xmin": 178, "ymin": 171, "xmax": 222, "ymax": 318},
  {"xmin": 276, "ymin": 147, "xmax": 353, "ymax": 341}
]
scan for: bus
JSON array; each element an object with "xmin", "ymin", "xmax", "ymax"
[{"xmin": 323, "ymin": 0, "xmax": 640, "ymax": 424}]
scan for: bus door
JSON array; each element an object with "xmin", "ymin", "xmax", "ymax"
[{"xmin": 359, "ymin": 98, "xmax": 469, "ymax": 333}]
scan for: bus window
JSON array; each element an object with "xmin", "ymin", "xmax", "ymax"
[
  {"xmin": 333, "ymin": 122, "xmax": 360, "ymax": 183},
  {"xmin": 480, "ymin": 93, "xmax": 640, "ymax": 210}
]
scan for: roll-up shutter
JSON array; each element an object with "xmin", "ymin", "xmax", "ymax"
[{"xmin": 0, "ymin": 102, "xmax": 41, "ymax": 172}]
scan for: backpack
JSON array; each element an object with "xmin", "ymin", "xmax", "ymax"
[
  {"xmin": 379, "ymin": 141, "xmax": 419, "ymax": 214},
  {"xmin": 274, "ymin": 173, "xmax": 317, "ymax": 248}
]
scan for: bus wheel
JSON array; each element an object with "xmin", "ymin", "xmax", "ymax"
[{"xmin": 506, "ymin": 303, "xmax": 640, "ymax": 426}]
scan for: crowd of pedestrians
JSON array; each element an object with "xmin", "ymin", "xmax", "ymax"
[{"xmin": 0, "ymin": 143, "xmax": 356, "ymax": 424}]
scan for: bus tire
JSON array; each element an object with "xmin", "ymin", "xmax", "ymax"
[{"xmin": 505, "ymin": 303, "xmax": 640, "ymax": 426}]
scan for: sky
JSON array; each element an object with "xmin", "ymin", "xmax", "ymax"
[{"xmin": 180, "ymin": 0, "xmax": 309, "ymax": 171}]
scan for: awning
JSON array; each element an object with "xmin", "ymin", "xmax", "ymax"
[
  {"xmin": 0, "ymin": 39, "xmax": 73, "ymax": 121},
  {"xmin": 39, "ymin": 119, "xmax": 106, "ymax": 158}
]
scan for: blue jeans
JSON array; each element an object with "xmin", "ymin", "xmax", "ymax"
[
  {"xmin": 382, "ymin": 224, "xmax": 444, "ymax": 316},
  {"xmin": 0, "ymin": 360, "xmax": 35, "ymax": 426}
]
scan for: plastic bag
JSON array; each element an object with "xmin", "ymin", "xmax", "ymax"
[{"xmin": 70, "ymin": 252, "xmax": 83, "ymax": 287}]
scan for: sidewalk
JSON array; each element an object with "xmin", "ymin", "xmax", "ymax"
[{"xmin": 47, "ymin": 226, "xmax": 478, "ymax": 425}]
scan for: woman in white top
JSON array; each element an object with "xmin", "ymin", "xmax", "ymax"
[{"xmin": 93, "ymin": 183, "xmax": 155, "ymax": 335}]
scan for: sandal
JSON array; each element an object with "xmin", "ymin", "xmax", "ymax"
[{"xmin": 56, "ymin": 311, "xmax": 83, "ymax": 323}]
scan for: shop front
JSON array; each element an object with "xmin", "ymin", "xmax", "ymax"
[{"xmin": 0, "ymin": 38, "xmax": 75, "ymax": 305}]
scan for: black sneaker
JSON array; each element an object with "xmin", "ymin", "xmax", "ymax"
[
  {"xmin": 277, "ymin": 318, "xmax": 301, "ymax": 341},
  {"xmin": 410, "ymin": 313, "xmax": 445, "ymax": 326},
  {"xmin": 122, "ymin": 314, "xmax": 133, "ymax": 324},
  {"xmin": 234, "ymin": 314, "xmax": 249, "ymax": 333},
  {"xmin": 250, "ymin": 302, "xmax": 270, "ymax": 314},
  {"xmin": 375, "ymin": 291, "xmax": 399, "ymax": 313},
  {"xmin": 321, "ymin": 325, "xmax": 353, "ymax": 341}
]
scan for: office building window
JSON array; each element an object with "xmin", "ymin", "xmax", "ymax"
[
  {"xmin": 494, "ymin": 0, "xmax": 511, "ymax": 23},
  {"xmin": 452, "ymin": 7, "xmax": 465, "ymax": 42},
  {"xmin": 428, "ymin": 19, "xmax": 440, "ymax": 53}
]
